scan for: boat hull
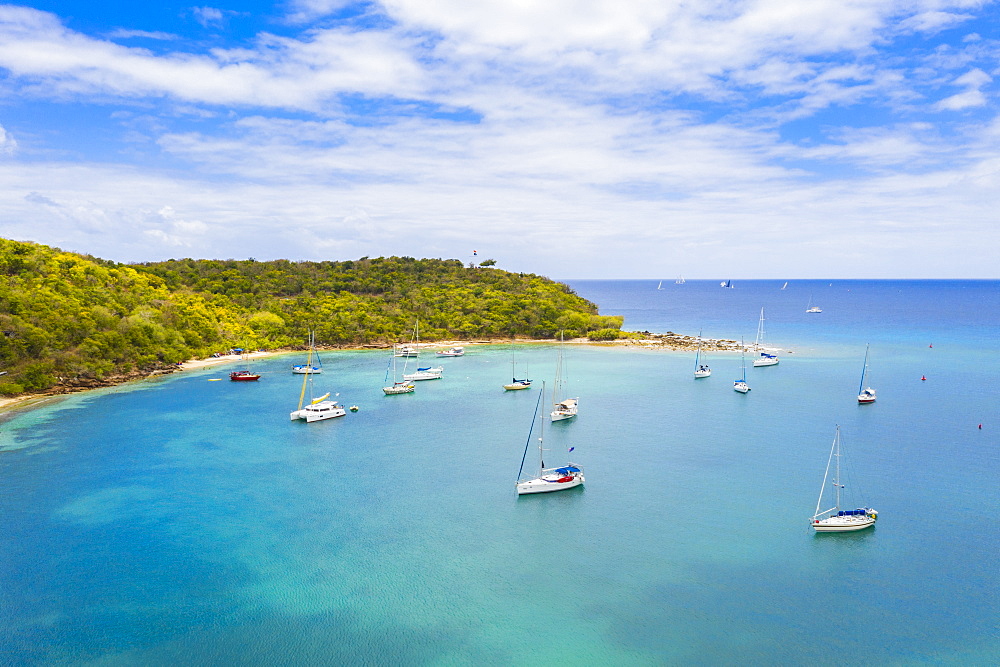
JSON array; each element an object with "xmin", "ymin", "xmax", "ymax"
[
  {"xmin": 734, "ymin": 382, "xmax": 750, "ymax": 393},
  {"xmin": 230, "ymin": 372, "xmax": 260, "ymax": 381},
  {"xmin": 812, "ymin": 516, "xmax": 876, "ymax": 532},
  {"xmin": 550, "ymin": 410, "xmax": 577, "ymax": 421},
  {"xmin": 290, "ymin": 401, "xmax": 347, "ymax": 422},
  {"xmin": 752, "ymin": 358, "xmax": 779, "ymax": 367},
  {"xmin": 383, "ymin": 384, "xmax": 415, "ymax": 395},
  {"xmin": 403, "ymin": 367, "xmax": 444, "ymax": 381},
  {"xmin": 292, "ymin": 366, "xmax": 322, "ymax": 374},
  {"xmin": 516, "ymin": 473, "xmax": 584, "ymax": 495},
  {"xmin": 504, "ymin": 382, "xmax": 531, "ymax": 391},
  {"xmin": 694, "ymin": 369, "xmax": 711, "ymax": 378}
]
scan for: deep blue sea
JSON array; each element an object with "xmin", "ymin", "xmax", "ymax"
[{"xmin": 1, "ymin": 280, "xmax": 998, "ymax": 665}]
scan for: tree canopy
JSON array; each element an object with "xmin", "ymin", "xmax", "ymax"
[{"xmin": 0, "ymin": 239, "xmax": 622, "ymax": 395}]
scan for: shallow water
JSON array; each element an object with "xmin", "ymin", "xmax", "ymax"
[{"xmin": 1, "ymin": 280, "xmax": 997, "ymax": 664}]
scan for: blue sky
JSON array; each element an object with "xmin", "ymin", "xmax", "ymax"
[{"xmin": 1, "ymin": 1, "xmax": 998, "ymax": 278}]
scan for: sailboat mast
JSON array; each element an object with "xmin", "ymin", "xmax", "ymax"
[
  {"xmin": 695, "ymin": 330, "xmax": 702, "ymax": 370},
  {"xmin": 815, "ymin": 426, "xmax": 839, "ymax": 518},
  {"xmin": 296, "ymin": 336, "xmax": 313, "ymax": 411},
  {"xmin": 834, "ymin": 427, "xmax": 842, "ymax": 511},
  {"xmin": 517, "ymin": 389, "xmax": 545, "ymax": 481},
  {"xmin": 858, "ymin": 345, "xmax": 869, "ymax": 394},
  {"xmin": 538, "ymin": 381, "xmax": 546, "ymax": 472}
]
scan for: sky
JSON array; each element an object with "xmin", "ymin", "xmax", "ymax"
[{"xmin": 0, "ymin": 1, "xmax": 999, "ymax": 279}]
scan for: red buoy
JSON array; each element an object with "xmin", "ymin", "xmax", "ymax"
[{"xmin": 921, "ymin": 375, "xmax": 927, "ymax": 381}]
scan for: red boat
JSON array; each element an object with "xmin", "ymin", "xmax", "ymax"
[{"xmin": 230, "ymin": 370, "xmax": 261, "ymax": 382}]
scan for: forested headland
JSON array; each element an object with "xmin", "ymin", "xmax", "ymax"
[{"xmin": 0, "ymin": 238, "xmax": 623, "ymax": 396}]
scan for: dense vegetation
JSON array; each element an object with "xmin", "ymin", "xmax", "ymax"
[{"xmin": 0, "ymin": 239, "xmax": 622, "ymax": 395}]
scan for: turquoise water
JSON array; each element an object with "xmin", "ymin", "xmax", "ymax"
[{"xmin": 1, "ymin": 281, "xmax": 998, "ymax": 664}]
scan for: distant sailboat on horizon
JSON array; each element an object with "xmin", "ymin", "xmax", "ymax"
[{"xmin": 781, "ymin": 281, "xmax": 788, "ymax": 290}]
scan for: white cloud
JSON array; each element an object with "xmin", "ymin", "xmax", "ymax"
[
  {"xmin": 936, "ymin": 67, "xmax": 992, "ymax": 110},
  {"xmin": 0, "ymin": 7, "xmax": 426, "ymax": 110},
  {"xmin": 0, "ymin": 1, "xmax": 998, "ymax": 277},
  {"xmin": 899, "ymin": 10, "xmax": 975, "ymax": 33},
  {"xmin": 0, "ymin": 124, "xmax": 16, "ymax": 155},
  {"xmin": 191, "ymin": 6, "xmax": 226, "ymax": 28},
  {"xmin": 106, "ymin": 29, "xmax": 179, "ymax": 41}
]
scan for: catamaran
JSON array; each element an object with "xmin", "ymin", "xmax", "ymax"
[
  {"xmin": 752, "ymin": 307, "xmax": 779, "ymax": 367},
  {"xmin": 857, "ymin": 344, "xmax": 876, "ymax": 404},
  {"xmin": 290, "ymin": 345, "xmax": 345, "ymax": 422},
  {"xmin": 811, "ymin": 426, "xmax": 878, "ymax": 531},
  {"xmin": 516, "ymin": 385, "xmax": 584, "ymax": 495}
]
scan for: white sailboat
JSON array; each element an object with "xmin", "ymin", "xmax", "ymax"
[
  {"xmin": 503, "ymin": 338, "xmax": 532, "ymax": 391},
  {"xmin": 675, "ymin": 276, "xmax": 685, "ymax": 284},
  {"xmin": 436, "ymin": 346, "xmax": 465, "ymax": 357},
  {"xmin": 811, "ymin": 426, "xmax": 878, "ymax": 532},
  {"xmin": 517, "ymin": 384, "xmax": 584, "ymax": 495},
  {"xmin": 857, "ymin": 344, "xmax": 876, "ymax": 404},
  {"xmin": 781, "ymin": 281, "xmax": 788, "ymax": 290},
  {"xmin": 694, "ymin": 330, "xmax": 711, "ymax": 378},
  {"xmin": 657, "ymin": 280, "xmax": 664, "ymax": 290},
  {"xmin": 806, "ymin": 296, "xmax": 822, "ymax": 313},
  {"xmin": 734, "ymin": 339, "xmax": 750, "ymax": 393},
  {"xmin": 752, "ymin": 307, "xmax": 779, "ymax": 367},
  {"xmin": 550, "ymin": 333, "xmax": 578, "ymax": 421},
  {"xmin": 404, "ymin": 365, "xmax": 444, "ymax": 381},
  {"xmin": 290, "ymin": 346, "xmax": 345, "ymax": 422},
  {"xmin": 383, "ymin": 344, "xmax": 415, "ymax": 395},
  {"xmin": 292, "ymin": 330, "xmax": 323, "ymax": 374}
]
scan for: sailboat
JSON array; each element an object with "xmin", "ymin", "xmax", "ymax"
[
  {"xmin": 657, "ymin": 280, "xmax": 663, "ymax": 290},
  {"xmin": 229, "ymin": 347, "xmax": 260, "ymax": 381},
  {"xmin": 857, "ymin": 344, "xmax": 876, "ymax": 404},
  {"xmin": 720, "ymin": 279, "xmax": 734, "ymax": 288},
  {"xmin": 781, "ymin": 281, "xmax": 788, "ymax": 290},
  {"xmin": 292, "ymin": 331, "xmax": 323, "ymax": 374},
  {"xmin": 806, "ymin": 296, "xmax": 822, "ymax": 313},
  {"xmin": 394, "ymin": 321, "xmax": 420, "ymax": 357},
  {"xmin": 675, "ymin": 276, "xmax": 685, "ymax": 284},
  {"xmin": 734, "ymin": 339, "xmax": 750, "ymax": 393},
  {"xmin": 383, "ymin": 344, "xmax": 415, "ymax": 395},
  {"xmin": 811, "ymin": 426, "xmax": 878, "ymax": 532},
  {"xmin": 752, "ymin": 307, "xmax": 779, "ymax": 367},
  {"xmin": 290, "ymin": 345, "xmax": 345, "ymax": 422},
  {"xmin": 404, "ymin": 364, "xmax": 444, "ymax": 381},
  {"xmin": 503, "ymin": 338, "xmax": 532, "ymax": 391},
  {"xmin": 516, "ymin": 384, "xmax": 584, "ymax": 495},
  {"xmin": 694, "ymin": 330, "xmax": 711, "ymax": 378},
  {"xmin": 550, "ymin": 333, "xmax": 578, "ymax": 421}
]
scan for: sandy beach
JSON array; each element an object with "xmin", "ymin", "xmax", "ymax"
[{"xmin": 0, "ymin": 334, "xmax": 788, "ymax": 415}]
